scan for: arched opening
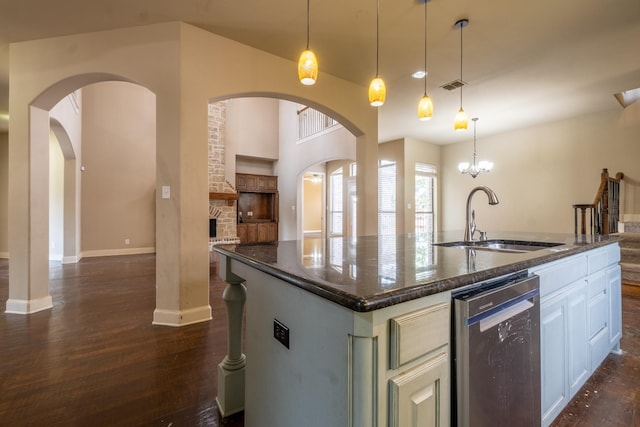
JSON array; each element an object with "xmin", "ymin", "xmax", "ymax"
[
  {"xmin": 6, "ymin": 73, "xmax": 154, "ymax": 315},
  {"xmin": 206, "ymin": 96, "xmax": 359, "ymax": 245}
]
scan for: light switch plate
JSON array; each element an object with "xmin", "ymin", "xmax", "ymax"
[{"xmin": 161, "ymin": 186, "xmax": 171, "ymax": 199}]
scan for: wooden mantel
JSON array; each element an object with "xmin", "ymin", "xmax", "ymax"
[{"xmin": 209, "ymin": 192, "xmax": 238, "ymax": 206}]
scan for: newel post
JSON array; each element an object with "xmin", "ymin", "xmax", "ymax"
[{"xmin": 601, "ymin": 168, "xmax": 610, "ymax": 235}]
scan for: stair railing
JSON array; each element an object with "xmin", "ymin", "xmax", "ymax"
[{"xmin": 573, "ymin": 168, "xmax": 624, "ymax": 235}]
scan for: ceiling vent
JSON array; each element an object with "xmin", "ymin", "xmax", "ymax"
[{"xmin": 440, "ymin": 79, "xmax": 466, "ymax": 91}]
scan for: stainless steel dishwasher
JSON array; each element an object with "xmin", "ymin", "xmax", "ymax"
[{"xmin": 452, "ymin": 270, "xmax": 541, "ymax": 427}]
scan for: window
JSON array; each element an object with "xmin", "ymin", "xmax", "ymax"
[
  {"xmin": 415, "ymin": 163, "xmax": 436, "ymax": 237},
  {"xmin": 378, "ymin": 160, "xmax": 396, "ymax": 236},
  {"xmin": 329, "ymin": 167, "xmax": 343, "ymax": 236}
]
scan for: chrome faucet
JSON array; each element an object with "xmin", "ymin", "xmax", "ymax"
[{"xmin": 464, "ymin": 186, "xmax": 499, "ymax": 241}]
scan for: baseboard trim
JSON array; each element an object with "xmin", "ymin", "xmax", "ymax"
[
  {"xmin": 5, "ymin": 295, "xmax": 53, "ymax": 314},
  {"xmin": 152, "ymin": 305, "xmax": 212, "ymax": 327},
  {"xmin": 0, "ymin": 251, "xmax": 8, "ymax": 259},
  {"xmin": 81, "ymin": 247, "xmax": 156, "ymax": 258},
  {"xmin": 62, "ymin": 255, "xmax": 82, "ymax": 264}
]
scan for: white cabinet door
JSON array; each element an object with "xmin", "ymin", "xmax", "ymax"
[
  {"xmin": 607, "ymin": 265, "xmax": 622, "ymax": 347},
  {"xmin": 566, "ymin": 281, "xmax": 589, "ymax": 398},
  {"xmin": 541, "ymin": 279, "xmax": 588, "ymax": 427},
  {"xmin": 388, "ymin": 351, "xmax": 449, "ymax": 427},
  {"xmin": 541, "ymin": 292, "xmax": 567, "ymax": 426}
]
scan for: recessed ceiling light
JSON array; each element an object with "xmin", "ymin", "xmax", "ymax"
[{"xmin": 412, "ymin": 70, "xmax": 426, "ymax": 79}]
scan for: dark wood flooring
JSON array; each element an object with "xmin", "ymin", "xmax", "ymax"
[{"xmin": 0, "ymin": 255, "xmax": 638, "ymax": 426}]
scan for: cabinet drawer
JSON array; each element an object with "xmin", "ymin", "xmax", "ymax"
[
  {"xmin": 589, "ymin": 292, "xmax": 608, "ymax": 338},
  {"xmin": 588, "ymin": 270, "xmax": 607, "ymax": 299},
  {"xmin": 606, "ymin": 243, "xmax": 621, "ymax": 265},
  {"xmin": 587, "ymin": 248, "xmax": 607, "ymax": 274},
  {"xmin": 534, "ymin": 255, "xmax": 587, "ymax": 297},
  {"xmin": 389, "ymin": 303, "xmax": 449, "ymax": 369}
]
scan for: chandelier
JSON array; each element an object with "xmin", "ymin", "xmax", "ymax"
[{"xmin": 458, "ymin": 118, "xmax": 493, "ymax": 178}]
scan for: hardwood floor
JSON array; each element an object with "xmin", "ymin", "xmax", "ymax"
[
  {"xmin": 0, "ymin": 255, "xmax": 638, "ymax": 426},
  {"xmin": 0, "ymin": 255, "xmax": 243, "ymax": 426}
]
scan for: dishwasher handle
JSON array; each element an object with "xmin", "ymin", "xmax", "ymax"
[
  {"xmin": 479, "ymin": 299, "xmax": 533, "ymax": 332},
  {"xmin": 466, "ymin": 288, "xmax": 539, "ymax": 328}
]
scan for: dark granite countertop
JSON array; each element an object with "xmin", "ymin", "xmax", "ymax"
[{"xmin": 212, "ymin": 231, "xmax": 621, "ymax": 312}]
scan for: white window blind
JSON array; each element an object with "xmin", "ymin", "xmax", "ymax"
[
  {"xmin": 329, "ymin": 167, "xmax": 344, "ymax": 236},
  {"xmin": 415, "ymin": 162, "xmax": 436, "ymax": 236},
  {"xmin": 378, "ymin": 160, "xmax": 396, "ymax": 236}
]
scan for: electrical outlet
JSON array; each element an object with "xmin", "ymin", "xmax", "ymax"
[
  {"xmin": 125, "ymin": 239, "xmax": 130, "ymax": 245},
  {"xmin": 273, "ymin": 319, "xmax": 290, "ymax": 349}
]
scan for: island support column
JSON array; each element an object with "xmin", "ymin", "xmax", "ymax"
[{"xmin": 216, "ymin": 255, "xmax": 247, "ymax": 417}]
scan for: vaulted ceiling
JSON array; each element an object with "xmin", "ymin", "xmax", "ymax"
[{"xmin": 0, "ymin": 0, "xmax": 639, "ymax": 142}]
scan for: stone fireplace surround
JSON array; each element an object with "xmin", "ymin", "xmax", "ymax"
[{"xmin": 208, "ymin": 101, "xmax": 240, "ymax": 248}]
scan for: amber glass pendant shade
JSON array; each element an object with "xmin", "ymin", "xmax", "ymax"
[
  {"xmin": 298, "ymin": 49, "xmax": 318, "ymax": 85},
  {"xmin": 369, "ymin": 77, "xmax": 386, "ymax": 107},
  {"xmin": 454, "ymin": 107, "xmax": 468, "ymax": 131},
  {"xmin": 418, "ymin": 94, "xmax": 433, "ymax": 120}
]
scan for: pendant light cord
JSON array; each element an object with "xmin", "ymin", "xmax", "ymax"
[
  {"xmin": 376, "ymin": 0, "xmax": 380, "ymax": 77},
  {"xmin": 306, "ymin": 0, "xmax": 310, "ymax": 49},
  {"xmin": 423, "ymin": 0, "xmax": 428, "ymax": 95},
  {"xmin": 459, "ymin": 19, "xmax": 463, "ymax": 109}
]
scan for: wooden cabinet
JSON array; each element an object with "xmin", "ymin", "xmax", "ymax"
[
  {"xmin": 236, "ymin": 173, "xmax": 279, "ymax": 244},
  {"xmin": 238, "ymin": 222, "xmax": 277, "ymax": 244},
  {"xmin": 257, "ymin": 222, "xmax": 277, "ymax": 242},
  {"xmin": 236, "ymin": 173, "xmax": 277, "ymax": 193}
]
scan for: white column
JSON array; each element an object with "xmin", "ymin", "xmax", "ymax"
[
  {"xmin": 6, "ymin": 106, "xmax": 53, "ymax": 314},
  {"xmin": 216, "ymin": 255, "xmax": 247, "ymax": 417}
]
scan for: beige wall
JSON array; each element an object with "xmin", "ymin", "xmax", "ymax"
[
  {"xmin": 303, "ymin": 178, "xmax": 323, "ymax": 232},
  {"xmin": 81, "ymin": 81, "xmax": 156, "ymax": 254},
  {"xmin": 228, "ymin": 98, "xmax": 279, "ymax": 160},
  {"xmin": 441, "ymin": 106, "xmax": 640, "ymax": 234},
  {"xmin": 49, "ymin": 133, "xmax": 64, "ymax": 260},
  {"xmin": 0, "ymin": 132, "xmax": 7, "ymax": 256}
]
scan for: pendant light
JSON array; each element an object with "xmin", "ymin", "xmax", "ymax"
[
  {"xmin": 417, "ymin": 0, "xmax": 433, "ymax": 120},
  {"xmin": 369, "ymin": 0, "xmax": 386, "ymax": 106},
  {"xmin": 458, "ymin": 118, "xmax": 493, "ymax": 178},
  {"xmin": 454, "ymin": 18, "xmax": 469, "ymax": 131},
  {"xmin": 298, "ymin": 0, "xmax": 318, "ymax": 85}
]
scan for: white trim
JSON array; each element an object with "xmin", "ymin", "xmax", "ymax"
[
  {"xmin": 0, "ymin": 251, "xmax": 8, "ymax": 259},
  {"xmin": 49, "ymin": 253, "xmax": 63, "ymax": 262},
  {"xmin": 81, "ymin": 247, "xmax": 156, "ymax": 258},
  {"xmin": 62, "ymin": 255, "xmax": 82, "ymax": 264},
  {"xmin": 296, "ymin": 123, "xmax": 342, "ymax": 145},
  {"xmin": 5, "ymin": 295, "xmax": 53, "ymax": 314},
  {"xmin": 152, "ymin": 305, "xmax": 212, "ymax": 327}
]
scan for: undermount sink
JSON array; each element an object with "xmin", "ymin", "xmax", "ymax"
[{"xmin": 434, "ymin": 239, "xmax": 564, "ymax": 253}]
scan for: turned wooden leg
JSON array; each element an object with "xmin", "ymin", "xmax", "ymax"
[{"xmin": 216, "ymin": 256, "xmax": 247, "ymax": 417}]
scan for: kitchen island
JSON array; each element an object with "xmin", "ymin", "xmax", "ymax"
[{"xmin": 212, "ymin": 231, "xmax": 622, "ymax": 427}]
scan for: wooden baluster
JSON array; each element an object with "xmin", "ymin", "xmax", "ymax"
[{"xmin": 573, "ymin": 204, "xmax": 593, "ymax": 236}]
